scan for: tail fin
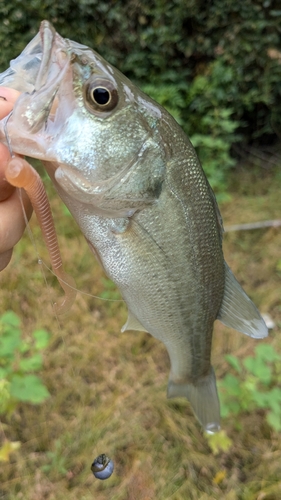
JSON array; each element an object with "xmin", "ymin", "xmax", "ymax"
[
  {"xmin": 167, "ymin": 367, "xmax": 220, "ymax": 433},
  {"xmin": 217, "ymin": 264, "xmax": 268, "ymax": 339}
]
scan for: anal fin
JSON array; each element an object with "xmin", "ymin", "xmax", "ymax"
[
  {"xmin": 167, "ymin": 367, "xmax": 220, "ymax": 434},
  {"xmin": 121, "ymin": 310, "xmax": 148, "ymax": 333},
  {"xmin": 217, "ymin": 263, "xmax": 268, "ymax": 339}
]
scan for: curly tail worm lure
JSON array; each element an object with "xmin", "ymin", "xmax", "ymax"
[{"xmin": 5, "ymin": 156, "xmax": 76, "ymax": 315}]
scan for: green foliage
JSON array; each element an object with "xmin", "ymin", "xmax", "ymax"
[
  {"xmin": 0, "ymin": 0, "xmax": 279, "ymax": 142},
  {"xmin": 41, "ymin": 439, "xmax": 68, "ymax": 477},
  {"xmin": 0, "ymin": 1, "xmax": 280, "ymax": 194},
  {"xmin": 142, "ymin": 61, "xmax": 239, "ymax": 196},
  {"xmin": 205, "ymin": 429, "xmax": 233, "ymax": 455},
  {"xmin": 100, "ymin": 277, "xmax": 121, "ymax": 301},
  {"xmin": 219, "ymin": 344, "xmax": 281, "ymax": 432},
  {"xmin": 0, "ymin": 439, "xmax": 21, "ymax": 463},
  {"xmin": 140, "ymin": 83, "xmax": 186, "ymax": 127},
  {"xmin": 184, "ymin": 60, "xmax": 240, "ymax": 197},
  {"xmin": 0, "ymin": 310, "xmax": 50, "ymax": 414}
]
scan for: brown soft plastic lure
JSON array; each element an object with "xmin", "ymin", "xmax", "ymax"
[{"xmin": 5, "ymin": 156, "xmax": 76, "ymax": 314}]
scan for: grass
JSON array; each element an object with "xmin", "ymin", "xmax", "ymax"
[{"xmin": 0, "ymin": 163, "xmax": 281, "ymax": 499}]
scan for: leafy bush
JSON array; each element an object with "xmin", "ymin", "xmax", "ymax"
[
  {"xmin": 141, "ymin": 80, "xmax": 237, "ymax": 196},
  {"xmin": 219, "ymin": 344, "xmax": 281, "ymax": 432},
  {"xmin": 0, "ymin": 0, "xmax": 280, "ymax": 193},
  {"xmin": 0, "ymin": 0, "xmax": 279, "ymax": 139}
]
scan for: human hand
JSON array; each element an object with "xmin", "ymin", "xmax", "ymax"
[{"xmin": 0, "ymin": 87, "xmax": 33, "ymax": 271}]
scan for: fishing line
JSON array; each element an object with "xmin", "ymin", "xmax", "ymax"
[
  {"xmin": 4, "ymin": 113, "xmax": 51, "ymax": 294},
  {"xmin": 14, "ymin": 168, "xmax": 124, "ymax": 488},
  {"xmin": 4, "ymin": 114, "xmax": 70, "ymax": 359},
  {"xmin": 3, "ymin": 110, "xmax": 14, "ymax": 158},
  {"xmin": 17, "ymin": 188, "xmax": 68, "ymax": 338},
  {"xmin": 40, "ymin": 260, "xmax": 124, "ymax": 303},
  {"xmin": 4, "ymin": 112, "xmax": 102, "ymax": 305},
  {"xmin": 19, "ymin": 187, "xmax": 125, "ymax": 400},
  {"xmin": 17, "ymin": 184, "xmax": 124, "ymax": 303}
]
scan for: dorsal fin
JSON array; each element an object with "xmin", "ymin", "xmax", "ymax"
[{"xmin": 217, "ymin": 264, "xmax": 268, "ymax": 338}]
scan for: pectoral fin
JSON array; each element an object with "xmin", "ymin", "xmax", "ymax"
[
  {"xmin": 121, "ymin": 311, "xmax": 148, "ymax": 333},
  {"xmin": 217, "ymin": 263, "xmax": 268, "ymax": 338},
  {"xmin": 167, "ymin": 367, "xmax": 220, "ymax": 433}
]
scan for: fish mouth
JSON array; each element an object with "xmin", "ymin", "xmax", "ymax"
[
  {"xmin": 12, "ymin": 21, "xmax": 71, "ymax": 134},
  {"xmin": 0, "ymin": 21, "xmax": 72, "ymax": 155}
]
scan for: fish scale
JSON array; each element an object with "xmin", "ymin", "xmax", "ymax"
[{"xmin": 0, "ymin": 20, "xmax": 268, "ymax": 433}]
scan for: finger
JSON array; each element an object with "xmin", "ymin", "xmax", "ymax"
[
  {"xmin": 0, "ymin": 99, "xmax": 14, "ymax": 118},
  {"xmin": 0, "ymin": 87, "xmax": 21, "ymax": 199},
  {"xmin": 0, "ymin": 87, "xmax": 20, "ymax": 102},
  {"xmin": 0, "ymin": 176, "xmax": 15, "ymax": 201},
  {"xmin": 0, "ymin": 248, "xmax": 13, "ymax": 271},
  {"xmin": 0, "ymin": 86, "xmax": 22, "ymax": 200},
  {"xmin": 0, "ymin": 188, "xmax": 32, "ymax": 254},
  {"xmin": 0, "ymin": 87, "xmax": 20, "ymax": 118},
  {"xmin": 0, "ymin": 88, "xmax": 32, "ymax": 270},
  {"xmin": 0, "ymin": 143, "xmax": 15, "ymax": 201}
]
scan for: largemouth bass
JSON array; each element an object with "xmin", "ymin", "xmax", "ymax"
[{"xmin": 0, "ymin": 21, "xmax": 268, "ymax": 433}]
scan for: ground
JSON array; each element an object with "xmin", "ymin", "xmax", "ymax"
[{"xmin": 0, "ymin": 161, "xmax": 280, "ymax": 499}]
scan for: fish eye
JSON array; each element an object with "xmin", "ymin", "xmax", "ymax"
[
  {"xmin": 85, "ymin": 78, "xmax": 118, "ymax": 113},
  {"xmin": 93, "ymin": 87, "xmax": 110, "ymax": 105}
]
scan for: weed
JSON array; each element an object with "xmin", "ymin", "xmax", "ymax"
[
  {"xmin": 219, "ymin": 344, "xmax": 281, "ymax": 432},
  {"xmin": 0, "ymin": 311, "xmax": 51, "ymax": 463},
  {"xmin": 100, "ymin": 277, "xmax": 121, "ymax": 301},
  {"xmin": 0, "ymin": 310, "xmax": 50, "ymax": 414},
  {"xmin": 41, "ymin": 439, "xmax": 68, "ymax": 477},
  {"xmin": 205, "ymin": 429, "xmax": 233, "ymax": 455}
]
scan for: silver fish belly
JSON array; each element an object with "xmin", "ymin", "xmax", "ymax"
[{"xmin": 0, "ymin": 21, "xmax": 268, "ymax": 433}]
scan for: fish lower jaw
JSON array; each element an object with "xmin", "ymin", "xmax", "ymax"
[{"xmin": 0, "ymin": 123, "xmax": 54, "ymax": 161}]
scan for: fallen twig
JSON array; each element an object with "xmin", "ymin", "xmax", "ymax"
[{"xmin": 224, "ymin": 220, "xmax": 281, "ymax": 232}]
